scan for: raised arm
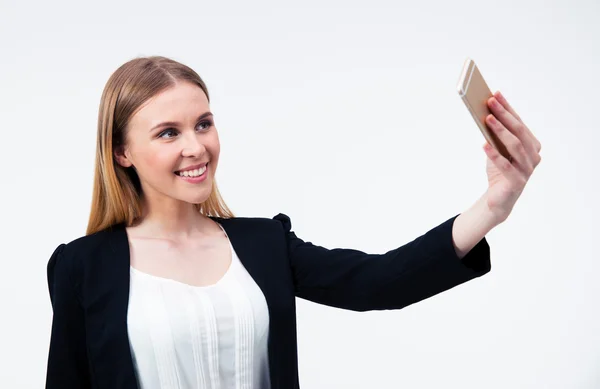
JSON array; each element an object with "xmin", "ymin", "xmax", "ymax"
[{"xmin": 273, "ymin": 212, "xmax": 491, "ymax": 312}]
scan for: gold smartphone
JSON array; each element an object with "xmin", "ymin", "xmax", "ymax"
[{"xmin": 457, "ymin": 58, "xmax": 511, "ymax": 160}]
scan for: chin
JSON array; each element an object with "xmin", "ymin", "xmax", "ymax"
[{"xmin": 183, "ymin": 192, "xmax": 212, "ymax": 205}]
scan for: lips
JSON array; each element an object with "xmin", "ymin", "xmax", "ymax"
[
  {"xmin": 175, "ymin": 163, "xmax": 208, "ymax": 177},
  {"xmin": 174, "ymin": 162, "xmax": 208, "ymax": 174}
]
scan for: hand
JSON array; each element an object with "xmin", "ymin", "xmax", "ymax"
[{"xmin": 482, "ymin": 91, "xmax": 542, "ymax": 223}]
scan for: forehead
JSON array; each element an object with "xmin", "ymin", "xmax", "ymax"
[{"xmin": 130, "ymin": 81, "xmax": 209, "ymax": 126}]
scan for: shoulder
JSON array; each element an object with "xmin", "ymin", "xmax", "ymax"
[
  {"xmin": 213, "ymin": 212, "xmax": 293, "ymax": 233},
  {"xmin": 47, "ymin": 224, "xmax": 123, "ymax": 286},
  {"xmin": 68, "ymin": 225, "xmax": 120, "ymax": 255}
]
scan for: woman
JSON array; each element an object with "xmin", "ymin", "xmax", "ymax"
[{"xmin": 45, "ymin": 56, "xmax": 542, "ymax": 389}]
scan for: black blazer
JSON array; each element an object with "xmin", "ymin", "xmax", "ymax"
[{"xmin": 46, "ymin": 212, "xmax": 491, "ymax": 389}]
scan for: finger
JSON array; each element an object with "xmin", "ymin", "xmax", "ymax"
[
  {"xmin": 485, "ymin": 114, "xmax": 534, "ymax": 176},
  {"xmin": 488, "ymin": 96, "xmax": 539, "ymax": 159},
  {"xmin": 493, "ymin": 91, "xmax": 522, "ymax": 122},
  {"xmin": 483, "ymin": 142, "xmax": 526, "ymax": 186},
  {"xmin": 495, "ymin": 91, "xmax": 541, "ymax": 151},
  {"xmin": 494, "ymin": 91, "xmax": 542, "ymax": 153}
]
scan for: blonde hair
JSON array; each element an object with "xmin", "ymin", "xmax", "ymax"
[{"xmin": 86, "ymin": 56, "xmax": 234, "ymax": 235}]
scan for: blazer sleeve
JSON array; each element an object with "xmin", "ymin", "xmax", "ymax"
[
  {"xmin": 46, "ymin": 243, "xmax": 92, "ymax": 389},
  {"xmin": 273, "ymin": 213, "xmax": 491, "ymax": 312}
]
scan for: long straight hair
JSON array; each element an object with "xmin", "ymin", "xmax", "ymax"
[{"xmin": 86, "ymin": 56, "xmax": 234, "ymax": 235}]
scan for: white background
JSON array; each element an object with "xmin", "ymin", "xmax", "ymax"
[{"xmin": 1, "ymin": 0, "xmax": 599, "ymax": 387}]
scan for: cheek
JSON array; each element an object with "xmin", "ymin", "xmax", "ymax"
[
  {"xmin": 137, "ymin": 148, "xmax": 176, "ymax": 174},
  {"xmin": 213, "ymin": 141, "xmax": 220, "ymax": 159},
  {"xmin": 208, "ymin": 133, "xmax": 221, "ymax": 161}
]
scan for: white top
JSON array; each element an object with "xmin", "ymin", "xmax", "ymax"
[{"xmin": 127, "ymin": 223, "xmax": 271, "ymax": 389}]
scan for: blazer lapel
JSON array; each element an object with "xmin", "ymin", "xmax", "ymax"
[
  {"xmin": 104, "ymin": 223, "xmax": 140, "ymax": 388},
  {"xmin": 211, "ymin": 216, "xmax": 285, "ymax": 389}
]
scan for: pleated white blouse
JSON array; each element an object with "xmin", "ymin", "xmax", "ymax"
[{"xmin": 126, "ymin": 223, "xmax": 271, "ymax": 389}]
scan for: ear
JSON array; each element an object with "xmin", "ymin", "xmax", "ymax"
[{"xmin": 114, "ymin": 145, "xmax": 133, "ymax": 168}]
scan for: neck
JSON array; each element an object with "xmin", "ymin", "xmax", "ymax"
[{"xmin": 133, "ymin": 195, "xmax": 214, "ymax": 240}]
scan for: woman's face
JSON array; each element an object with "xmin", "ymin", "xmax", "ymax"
[{"xmin": 115, "ymin": 81, "xmax": 220, "ymax": 206}]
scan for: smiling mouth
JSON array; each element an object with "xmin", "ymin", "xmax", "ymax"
[{"xmin": 175, "ymin": 163, "xmax": 208, "ymax": 177}]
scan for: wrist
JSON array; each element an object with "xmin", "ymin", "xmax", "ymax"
[
  {"xmin": 473, "ymin": 191, "xmax": 506, "ymax": 229},
  {"xmin": 452, "ymin": 192, "xmax": 501, "ymax": 259}
]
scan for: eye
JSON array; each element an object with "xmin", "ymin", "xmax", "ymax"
[
  {"xmin": 197, "ymin": 120, "xmax": 213, "ymax": 131},
  {"xmin": 157, "ymin": 120, "xmax": 213, "ymax": 139},
  {"xmin": 158, "ymin": 128, "xmax": 178, "ymax": 139}
]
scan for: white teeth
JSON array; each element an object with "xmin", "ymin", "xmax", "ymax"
[{"xmin": 178, "ymin": 165, "xmax": 207, "ymax": 177}]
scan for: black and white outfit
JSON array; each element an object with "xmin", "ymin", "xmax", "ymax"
[{"xmin": 46, "ymin": 212, "xmax": 491, "ymax": 389}]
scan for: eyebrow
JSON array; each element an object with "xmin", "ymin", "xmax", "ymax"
[{"xmin": 149, "ymin": 112, "xmax": 214, "ymax": 132}]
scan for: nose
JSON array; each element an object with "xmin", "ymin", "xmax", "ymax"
[{"xmin": 181, "ymin": 130, "xmax": 206, "ymax": 158}]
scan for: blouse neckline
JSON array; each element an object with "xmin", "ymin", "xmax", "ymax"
[{"xmin": 129, "ymin": 222, "xmax": 235, "ymax": 290}]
